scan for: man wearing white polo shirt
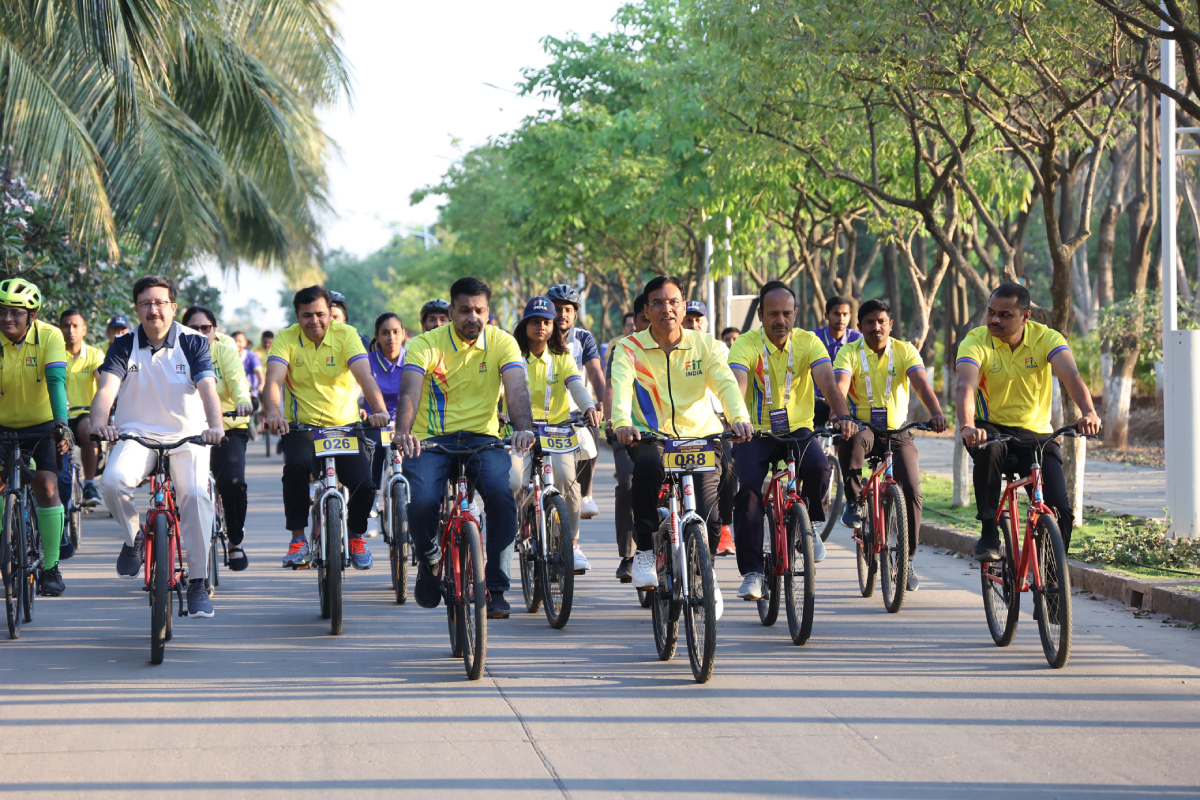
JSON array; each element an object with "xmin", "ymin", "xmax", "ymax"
[{"xmin": 91, "ymin": 275, "xmax": 226, "ymax": 619}]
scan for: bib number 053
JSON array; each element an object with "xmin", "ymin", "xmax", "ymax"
[{"xmin": 537, "ymin": 423, "xmax": 580, "ymax": 454}]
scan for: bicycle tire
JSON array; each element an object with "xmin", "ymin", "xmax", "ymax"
[
  {"xmin": 820, "ymin": 458, "xmax": 843, "ymax": 542},
  {"xmin": 855, "ymin": 514, "xmax": 877, "ymax": 598},
  {"xmin": 637, "ymin": 587, "xmax": 652, "ymax": 608},
  {"xmin": 3, "ymin": 496, "xmax": 21, "ymax": 639},
  {"xmin": 389, "ymin": 482, "xmax": 410, "ymax": 604},
  {"xmin": 683, "ymin": 523, "xmax": 717, "ymax": 683},
  {"xmin": 880, "ymin": 483, "xmax": 909, "ymax": 614},
  {"xmin": 150, "ymin": 514, "xmax": 169, "ymax": 665},
  {"xmin": 518, "ymin": 504, "xmax": 542, "ymax": 613},
  {"xmin": 757, "ymin": 507, "xmax": 780, "ymax": 626},
  {"xmin": 541, "ymin": 493, "xmax": 573, "ymax": 629},
  {"xmin": 785, "ymin": 503, "xmax": 816, "ymax": 645},
  {"xmin": 982, "ymin": 523, "xmax": 1020, "ymax": 646},
  {"xmin": 458, "ymin": 520, "xmax": 487, "ymax": 680},
  {"xmin": 650, "ymin": 521, "xmax": 678, "ymax": 661},
  {"xmin": 69, "ymin": 469, "xmax": 83, "ymax": 549},
  {"xmin": 325, "ymin": 494, "xmax": 345, "ymax": 635},
  {"xmin": 1033, "ymin": 514, "xmax": 1072, "ymax": 669},
  {"xmin": 314, "ymin": 502, "xmax": 329, "ymax": 618},
  {"xmin": 23, "ymin": 494, "xmax": 38, "ymax": 623},
  {"xmin": 208, "ymin": 534, "xmax": 219, "ymax": 596}
]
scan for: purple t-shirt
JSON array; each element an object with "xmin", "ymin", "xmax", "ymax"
[
  {"xmin": 241, "ymin": 349, "xmax": 262, "ymax": 392},
  {"xmin": 363, "ymin": 348, "xmax": 405, "ymax": 420},
  {"xmin": 811, "ymin": 325, "xmax": 862, "ymax": 399}
]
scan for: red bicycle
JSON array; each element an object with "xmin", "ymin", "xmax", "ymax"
[
  {"xmin": 850, "ymin": 421, "xmax": 929, "ymax": 614},
  {"xmin": 755, "ymin": 428, "xmax": 835, "ymax": 646},
  {"xmin": 979, "ymin": 425, "xmax": 1093, "ymax": 669},
  {"xmin": 421, "ymin": 438, "xmax": 510, "ymax": 681}
]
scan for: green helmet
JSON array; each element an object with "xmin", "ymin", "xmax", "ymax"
[{"xmin": 0, "ymin": 277, "xmax": 42, "ymax": 311}]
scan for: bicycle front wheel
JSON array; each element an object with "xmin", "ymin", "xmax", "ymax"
[
  {"xmin": 3, "ymin": 497, "xmax": 22, "ymax": 639},
  {"xmin": 784, "ymin": 503, "xmax": 816, "ymax": 646},
  {"xmin": 855, "ymin": 515, "xmax": 877, "ymax": 598},
  {"xmin": 1033, "ymin": 514, "xmax": 1072, "ymax": 669},
  {"xmin": 880, "ymin": 483, "xmax": 909, "ymax": 614},
  {"xmin": 150, "ymin": 514, "xmax": 169, "ymax": 665},
  {"xmin": 650, "ymin": 522, "xmax": 678, "ymax": 660},
  {"xmin": 458, "ymin": 520, "xmax": 487, "ymax": 680},
  {"xmin": 982, "ymin": 524, "xmax": 1020, "ymax": 646},
  {"xmin": 683, "ymin": 523, "xmax": 717, "ymax": 683},
  {"xmin": 821, "ymin": 458, "xmax": 843, "ymax": 542},
  {"xmin": 389, "ymin": 482, "xmax": 410, "ymax": 604},
  {"xmin": 758, "ymin": 507, "xmax": 780, "ymax": 626},
  {"xmin": 518, "ymin": 504, "xmax": 542, "ymax": 613},
  {"xmin": 23, "ymin": 497, "xmax": 38, "ymax": 623},
  {"xmin": 207, "ymin": 534, "xmax": 219, "ymax": 596},
  {"xmin": 69, "ymin": 472, "xmax": 82, "ymax": 549},
  {"xmin": 541, "ymin": 494, "xmax": 573, "ymax": 629},
  {"xmin": 324, "ymin": 495, "xmax": 345, "ymax": 635}
]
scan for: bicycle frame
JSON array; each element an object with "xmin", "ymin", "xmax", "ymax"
[
  {"xmin": 143, "ymin": 458, "xmax": 185, "ymax": 596},
  {"xmin": 764, "ymin": 449, "xmax": 804, "ymax": 576},
  {"xmin": 382, "ymin": 435, "xmax": 412, "ymax": 557},
  {"xmin": 854, "ymin": 451, "xmax": 898, "ymax": 557},
  {"xmin": 313, "ymin": 453, "xmax": 349, "ymax": 569},
  {"xmin": 659, "ymin": 470, "xmax": 704, "ymax": 599},
  {"xmin": 439, "ymin": 466, "xmax": 480, "ymax": 607},
  {"xmin": 990, "ymin": 460, "xmax": 1052, "ymax": 596}
]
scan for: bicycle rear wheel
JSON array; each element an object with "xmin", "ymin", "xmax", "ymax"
[
  {"xmin": 820, "ymin": 458, "xmax": 843, "ymax": 542},
  {"xmin": 683, "ymin": 523, "xmax": 717, "ymax": 683},
  {"xmin": 1033, "ymin": 514, "xmax": 1072, "ymax": 669},
  {"xmin": 324, "ymin": 495, "xmax": 345, "ymax": 635},
  {"xmin": 855, "ymin": 514, "xmax": 877, "ymax": 598},
  {"xmin": 458, "ymin": 521, "xmax": 487, "ymax": 680},
  {"xmin": 880, "ymin": 483, "xmax": 909, "ymax": 614},
  {"xmin": 650, "ymin": 522, "xmax": 678, "ymax": 661},
  {"xmin": 150, "ymin": 514, "xmax": 169, "ymax": 665},
  {"xmin": 982, "ymin": 523, "xmax": 1020, "ymax": 646},
  {"xmin": 389, "ymin": 482, "xmax": 410, "ymax": 604},
  {"xmin": 541, "ymin": 494, "xmax": 573, "ymax": 629},
  {"xmin": 23, "ymin": 497, "xmax": 38, "ymax": 623},
  {"xmin": 757, "ymin": 507, "xmax": 780, "ymax": 626},
  {"xmin": 3, "ymin": 497, "xmax": 22, "ymax": 639},
  {"xmin": 518, "ymin": 504, "xmax": 542, "ymax": 613},
  {"xmin": 784, "ymin": 503, "xmax": 816, "ymax": 646}
]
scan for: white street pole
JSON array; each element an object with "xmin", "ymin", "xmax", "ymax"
[{"xmin": 704, "ymin": 234, "xmax": 715, "ymax": 326}]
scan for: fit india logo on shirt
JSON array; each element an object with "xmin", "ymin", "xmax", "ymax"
[
  {"xmin": 174, "ymin": 364, "xmax": 187, "ymax": 375},
  {"xmin": 478, "ymin": 360, "xmax": 487, "ymax": 373},
  {"xmin": 326, "ymin": 355, "xmax": 336, "ymax": 367},
  {"xmin": 1025, "ymin": 357, "xmax": 1037, "ymax": 369},
  {"xmin": 24, "ymin": 355, "xmax": 36, "ymax": 368},
  {"xmin": 684, "ymin": 358, "xmax": 703, "ymax": 377}
]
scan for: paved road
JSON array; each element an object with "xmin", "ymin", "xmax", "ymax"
[
  {"xmin": 916, "ymin": 435, "xmax": 1167, "ymax": 519},
  {"xmin": 3, "ymin": 446, "xmax": 1199, "ymax": 798}
]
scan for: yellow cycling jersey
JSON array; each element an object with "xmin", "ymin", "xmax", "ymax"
[
  {"xmin": 267, "ymin": 321, "xmax": 368, "ymax": 427},
  {"xmin": 833, "ymin": 337, "xmax": 925, "ymax": 429},
  {"xmin": 0, "ymin": 319, "xmax": 68, "ymax": 428},
  {"xmin": 403, "ymin": 324, "xmax": 524, "ymax": 439},
  {"xmin": 502, "ymin": 348, "xmax": 583, "ymax": 425},
  {"xmin": 728, "ymin": 328, "xmax": 831, "ymax": 432},
  {"xmin": 610, "ymin": 328, "xmax": 749, "ymax": 438},
  {"xmin": 956, "ymin": 321, "xmax": 1070, "ymax": 433},
  {"xmin": 212, "ymin": 339, "xmax": 251, "ymax": 430},
  {"xmin": 64, "ymin": 342, "xmax": 104, "ymax": 418}
]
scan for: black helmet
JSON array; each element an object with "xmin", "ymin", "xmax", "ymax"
[
  {"xmin": 420, "ymin": 298, "xmax": 451, "ymax": 322},
  {"xmin": 546, "ymin": 284, "xmax": 580, "ymax": 307}
]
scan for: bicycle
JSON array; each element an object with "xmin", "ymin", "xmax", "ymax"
[
  {"xmin": 848, "ymin": 420, "xmax": 930, "ymax": 614},
  {"xmin": 979, "ymin": 425, "xmax": 1093, "ymax": 669},
  {"xmin": 380, "ymin": 427, "xmax": 412, "ymax": 604},
  {"xmin": 64, "ymin": 406, "xmax": 96, "ymax": 550},
  {"xmin": 638, "ymin": 430, "xmax": 731, "ymax": 684},
  {"xmin": 421, "ymin": 437, "xmax": 511, "ymax": 681},
  {"xmin": 516, "ymin": 415, "xmax": 585, "ymax": 629},
  {"xmin": 1, "ymin": 430, "xmax": 52, "ymax": 639},
  {"xmin": 754, "ymin": 428, "xmax": 835, "ymax": 645},
  {"xmin": 204, "ymin": 411, "xmax": 243, "ymax": 597},
  {"xmin": 92, "ymin": 432, "xmax": 219, "ymax": 664},
  {"xmin": 819, "ymin": 435, "xmax": 843, "ymax": 541}
]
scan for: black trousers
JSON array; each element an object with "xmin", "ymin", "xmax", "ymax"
[
  {"xmin": 281, "ymin": 430, "xmax": 373, "ymax": 535},
  {"xmin": 967, "ymin": 421, "xmax": 1073, "ymax": 548},
  {"xmin": 211, "ymin": 429, "xmax": 249, "ymax": 545},
  {"xmin": 629, "ymin": 438, "xmax": 722, "ymax": 555},
  {"xmin": 717, "ymin": 439, "xmax": 735, "ymax": 526},
  {"xmin": 840, "ymin": 430, "xmax": 923, "ymax": 555},
  {"xmin": 612, "ymin": 442, "xmax": 635, "ymax": 559}
]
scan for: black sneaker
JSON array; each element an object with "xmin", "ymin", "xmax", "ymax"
[
  {"xmin": 974, "ymin": 537, "xmax": 1002, "ymax": 562},
  {"xmin": 415, "ymin": 562, "xmax": 441, "ymax": 609},
  {"xmin": 228, "ymin": 544, "xmax": 249, "ymax": 572},
  {"xmin": 487, "ymin": 592, "xmax": 510, "ymax": 619},
  {"xmin": 116, "ymin": 542, "xmax": 141, "ymax": 579},
  {"xmin": 39, "ymin": 566, "xmax": 65, "ymax": 596},
  {"xmin": 841, "ymin": 500, "xmax": 862, "ymax": 528},
  {"xmin": 616, "ymin": 557, "xmax": 633, "ymax": 583},
  {"xmin": 58, "ymin": 527, "xmax": 75, "ymax": 561},
  {"xmin": 187, "ymin": 579, "xmax": 214, "ymax": 618}
]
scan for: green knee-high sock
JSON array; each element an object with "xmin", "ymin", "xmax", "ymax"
[{"xmin": 37, "ymin": 505, "xmax": 64, "ymax": 569}]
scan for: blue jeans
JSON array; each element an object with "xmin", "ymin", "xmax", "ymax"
[{"xmin": 405, "ymin": 433, "xmax": 516, "ymax": 593}]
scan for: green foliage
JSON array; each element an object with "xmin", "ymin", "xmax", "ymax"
[{"xmin": 1078, "ymin": 517, "xmax": 1200, "ymax": 573}]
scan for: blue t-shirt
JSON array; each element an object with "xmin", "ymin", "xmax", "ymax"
[
  {"xmin": 811, "ymin": 325, "xmax": 862, "ymax": 399},
  {"xmin": 566, "ymin": 327, "xmax": 600, "ymax": 368}
]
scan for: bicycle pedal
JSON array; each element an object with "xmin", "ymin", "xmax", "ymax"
[{"xmin": 574, "ymin": 569, "xmax": 586, "ymax": 576}]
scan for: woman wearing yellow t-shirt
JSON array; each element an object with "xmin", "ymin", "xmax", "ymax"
[{"xmin": 504, "ymin": 297, "xmax": 600, "ymax": 573}]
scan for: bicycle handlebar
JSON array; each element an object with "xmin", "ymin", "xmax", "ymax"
[
  {"xmin": 633, "ymin": 430, "xmax": 736, "ymax": 444},
  {"xmin": 89, "ymin": 433, "xmax": 221, "ymax": 450},
  {"xmin": 757, "ymin": 427, "xmax": 838, "ymax": 445},
  {"xmin": 982, "ymin": 424, "xmax": 1099, "ymax": 447},
  {"xmin": 849, "ymin": 420, "xmax": 932, "ymax": 436}
]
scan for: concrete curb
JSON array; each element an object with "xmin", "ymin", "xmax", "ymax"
[{"xmin": 919, "ymin": 521, "xmax": 1200, "ymax": 625}]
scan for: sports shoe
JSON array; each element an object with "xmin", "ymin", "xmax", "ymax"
[
  {"xmin": 282, "ymin": 537, "xmax": 312, "ymax": 568},
  {"xmin": 187, "ymin": 579, "xmax": 214, "ymax": 618},
  {"xmin": 580, "ymin": 496, "xmax": 599, "ymax": 519},
  {"xmin": 82, "ymin": 482, "xmax": 102, "ymax": 507},
  {"xmin": 812, "ymin": 534, "xmax": 826, "ymax": 563},
  {"xmin": 349, "ymin": 536, "xmax": 373, "ymax": 570},
  {"xmin": 616, "ymin": 557, "xmax": 633, "ymax": 583},
  {"xmin": 737, "ymin": 572, "xmax": 764, "ymax": 600},
  {"xmin": 487, "ymin": 591, "xmax": 510, "ymax": 619},
  {"xmin": 572, "ymin": 546, "xmax": 590, "ymax": 574},
  {"xmin": 58, "ymin": 527, "xmax": 75, "ymax": 561},
  {"xmin": 841, "ymin": 501, "xmax": 862, "ymax": 528},
  {"xmin": 907, "ymin": 569, "xmax": 920, "ymax": 591},
  {"xmin": 415, "ymin": 561, "xmax": 441, "ymax": 608},
  {"xmin": 713, "ymin": 579, "xmax": 724, "ymax": 621},
  {"xmin": 974, "ymin": 537, "xmax": 1001, "ymax": 562},
  {"xmin": 39, "ymin": 566, "xmax": 65, "ymax": 596},
  {"xmin": 631, "ymin": 549, "xmax": 657, "ymax": 589},
  {"xmin": 116, "ymin": 542, "xmax": 141, "ymax": 579},
  {"xmin": 228, "ymin": 544, "xmax": 249, "ymax": 571},
  {"xmin": 717, "ymin": 525, "xmax": 735, "ymax": 556}
]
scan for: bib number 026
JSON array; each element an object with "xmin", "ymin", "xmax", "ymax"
[
  {"xmin": 662, "ymin": 439, "xmax": 717, "ymax": 473},
  {"xmin": 313, "ymin": 430, "xmax": 358, "ymax": 456}
]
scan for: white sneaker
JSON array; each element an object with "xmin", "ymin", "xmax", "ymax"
[
  {"xmin": 631, "ymin": 550, "xmax": 657, "ymax": 589},
  {"xmin": 713, "ymin": 579, "xmax": 724, "ymax": 621},
  {"xmin": 812, "ymin": 535, "xmax": 826, "ymax": 563},
  {"xmin": 573, "ymin": 546, "xmax": 590, "ymax": 574},
  {"xmin": 580, "ymin": 496, "xmax": 599, "ymax": 519},
  {"xmin": 736, "ymin": 573, "xmax": 764, "ymax": 600},
  {"xmin": 364, "ymin": 515, "xmax": 380, "ymax": 539}
]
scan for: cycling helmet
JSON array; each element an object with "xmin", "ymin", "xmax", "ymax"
[
  {"xmin": 420, "ymin": 298, "xmax": 451, "ymax": 322},
  {"xmin": 328, "ymin": 290, "xmax": 347, "ymax": 307},
  {"xmin": 546, "ymin": 284, "xmax": 580, "ymax": 307},
  {"xmin": 0, "ymin": 277, "xmax": 42, "ymax": 311}
]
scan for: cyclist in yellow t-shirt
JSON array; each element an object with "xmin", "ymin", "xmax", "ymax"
[
  {"xmin": 57, "ymin": 308, "xmax": 104, "ymax": 508},
  {"xmin": 395, "ymin": 278, "xmax": 536, "ymax": 619},
  {"xmin": 262, "ymin": 286, "xmax": 390, "ymax": 571},
  {"xmin": 955, "ymin": 283, "xmax": 1100, "ymax": 562}
]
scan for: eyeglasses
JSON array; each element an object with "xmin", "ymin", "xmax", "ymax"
[
  {"xmin": 650, "ymin": 299, "xmax": 684, "ymax": 311},
  {"xmin": 0, "ymin": 307, "xmax": 30, "ymax": 320},
  {"xmin": 136, "ymin": 300, "xmax": 173, "ymax": 311}
]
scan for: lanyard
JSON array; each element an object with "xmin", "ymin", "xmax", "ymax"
[
  {"xmin": 761, "ymin": 332, "xmax": 794, "ymax": 409},
  {"xmin": 859, "ymin": 340, "xmax": 894, "ymax": 407}
]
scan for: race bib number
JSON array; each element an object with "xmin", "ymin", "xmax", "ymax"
[
  {"xmin": 537, "ymin": 423, "xmax": 580, "ymax": 454},
  {"xmin": 313, "ymin": 430, "xmax": 358, "ymax": 456},
  {"xmin": 662, "ymin": 439, "xmax": 717, "ymax": 473}
]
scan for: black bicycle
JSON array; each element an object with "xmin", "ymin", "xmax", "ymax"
[{"xmin": 1, "ymin": 430, "xmax": 55, "ymax": 639}]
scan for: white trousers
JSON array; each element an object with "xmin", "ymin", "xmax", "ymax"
[
  {"xmin": 102, "ymin": 440, "xmax": 213, "ymax": 579},
  {"xmin": 509, "ymin": 450, "xmax": 581, "ymax": 539}
]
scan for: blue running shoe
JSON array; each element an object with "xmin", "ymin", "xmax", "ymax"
[
  {"xmin": 349, "ymin": 536, "xmax": 373, "ymax": 570},
  {"xmin": 282, "ymin": 537, "xmax": 311, "ymax": 568},
  {"xmin": 187, "ymin": 579, "xmax": 214, "ymax": 618}
]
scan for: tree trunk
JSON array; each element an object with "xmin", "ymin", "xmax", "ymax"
[{"xmin": 883, "ymin": 240, "xmax": 900, "ymax": 334}]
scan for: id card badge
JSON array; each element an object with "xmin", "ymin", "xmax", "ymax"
[
  {"xmin": 769, "ymin": 408, "xmax": 791, "ymax": 435},
  {"xmin": 870, "ymin": 407, "xmax": 889, "ymax": 429}
]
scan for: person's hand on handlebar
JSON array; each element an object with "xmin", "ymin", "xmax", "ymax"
[
  {"xmin": 960, "ymin": 425, "xmax": 988, "ymax": 448},
  {"xmin": 235, "ymin": 403, "xmax": 253, "ymax": 418},
  {"xmin": 929, "ymin": 412, "xmax": 948, "ymax": 434},
  {"xmin": 731, "ymin": 421, "xmax": 754, "ymax": 443},
  {"xmin": 201, "ymin": 426, "xmax": 225, "ymax": 445},
  {"xmin": 94, "ymin": 422, "xmax": 120, "ymax": 442},
  {"xmin": 615, "ymin": 425, "xmax": 640, "ymax": 446},
  {"xmin": 265, "ymin": 413, "xmax": 289, "ymax": 436},
  {"xmin": 1076, "ymin": 410, "xmax": 1101, "ymax": 436},
  {"xmin": 366, "ymin": 412, "xmax": 390, "ymax": 429},
  {"xmin": 582, "ymin": 407, "xmax": 600, "ymax": 428},
  {"xmin": 511, "ymin": 428, "xmax": 535, "ymax": 456},
  {"xmin": 838, "ymin": 416, "xmax": 859, "ymax": 441},
  {"xmin": 397, "ymin": 432, "xmax": 422, "ymax": 459}
]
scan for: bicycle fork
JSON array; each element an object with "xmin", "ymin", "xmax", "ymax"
[
  {"xmin": 384, "ymin": 447, "xmax": 412, "ymax": 563},
  {"xmin": 668, "ymin": 474, "xmax": 700, "ymax": 599},
  {"xmin": 317, "ymin": 456, "xmax": 349, "ymax": 568}
]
